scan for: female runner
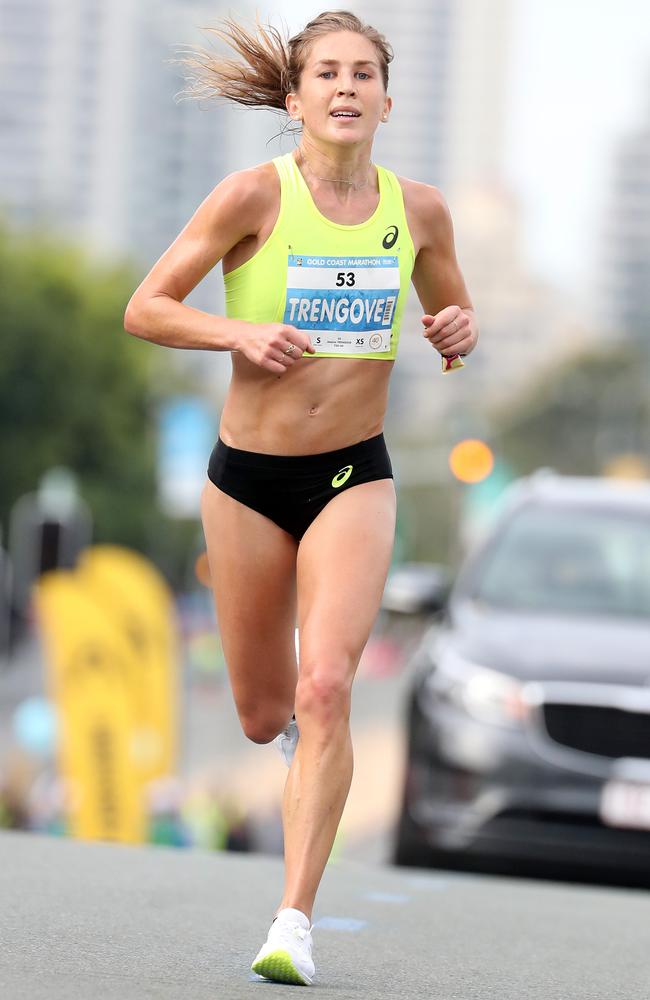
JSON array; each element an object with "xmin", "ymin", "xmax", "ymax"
[{"xmin": 124, "ymin": 10, "xmax": 478, "ymax": 986}]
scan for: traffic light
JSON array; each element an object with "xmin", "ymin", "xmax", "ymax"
[{"xmin": 8, "ymin": 468, "xmax": 92, "ymax": 620}]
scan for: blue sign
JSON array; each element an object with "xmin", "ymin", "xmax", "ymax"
[{"xmin": 157, "ymin": 398, "xmax": 216, "ymax": 518}]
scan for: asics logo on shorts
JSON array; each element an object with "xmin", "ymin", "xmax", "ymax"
[{"xmin": 331, "ymin": 465, "xmax": 353, "ymax": 488}]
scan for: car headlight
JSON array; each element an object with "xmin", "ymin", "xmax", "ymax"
[{"xmin": 425, "ymin": 647, "xmax": 529, "ymax": 728}]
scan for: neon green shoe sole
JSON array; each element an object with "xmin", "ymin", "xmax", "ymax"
[{"xmin": 251, "ymin": 948, "xmax": 312, "ymax": 985}]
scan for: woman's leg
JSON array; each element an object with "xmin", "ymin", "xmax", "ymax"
[
  {"xmin": 276, "ymin": 477, "xmax": 397, "ymax": 920},
  {"xmin": 200, "ymin": 479, "xmax": 300, "ymax": 742}
]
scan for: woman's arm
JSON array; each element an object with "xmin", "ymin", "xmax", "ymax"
[
  {"xmin": 403, "ymin": 179, "xmax": 479, "ymax": 358},
  {"xmin": 123, "ymin": 166, "xmax": 275, "ymax": 352}
]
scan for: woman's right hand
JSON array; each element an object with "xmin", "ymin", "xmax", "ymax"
[{"xmin": 234, "ymin": 322, "xmax": 316, "ymax": 374}]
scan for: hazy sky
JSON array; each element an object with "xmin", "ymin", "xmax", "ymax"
[
  {"xmin": 504, "ymin": 0, "xmax": 650, "ymax": 298},
  {"xmin": 277, "ymin": 1, "xmax": 650, "ymax": 301}
]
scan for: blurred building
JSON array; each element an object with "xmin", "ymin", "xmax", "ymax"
[
  {"xmin": 366, "ymin": 0, "xmax": 511, "ymax": 193},
  {"xmin": 598, "ymin": 91, "xmax": 650, "ymax": 351},
  {"xmin": 0, "ymin": 0, "xmax": 280, "ymax": 396},
  {"xmin": 447, "ymin": 181, "xmax": 591, "ymax": 405},
  {"xmin": 0, "ymin": 0, "xmax": 272, "ymax": 309}
]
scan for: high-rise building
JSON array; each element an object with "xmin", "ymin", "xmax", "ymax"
[
  {"xmin": 598, "ymin": 97, "xmax": 650, "ymax": 350},
  {"xmin": 356, "ymin": 0, "xmax": 453, "ymax": 189},
  {"xmin": 356, "ymin": 0, "xmax": 512, "ymax": 191},
  {"xmin": 0, "ymin": 0, "xmax": 267, "ymax": 299},
  {"xmin": 0, "ymin": 0, "xmax": 68, "ymax": 228}
]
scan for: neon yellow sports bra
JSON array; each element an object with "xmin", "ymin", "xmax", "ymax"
[{"xmin": 223, "ymin": 152, "xmax": 416, "ymax": 360}]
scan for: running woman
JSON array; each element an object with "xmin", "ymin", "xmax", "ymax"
[{"xmin": 124, "ymin": 10, "xmax": 478, "ymax": 986}]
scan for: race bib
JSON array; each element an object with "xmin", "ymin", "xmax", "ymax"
[{"xmin": 283, "ymin": 254, "xmax": 400, "ymax": 355}]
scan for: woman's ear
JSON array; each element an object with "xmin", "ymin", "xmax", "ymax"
[{"xmin": 285, "ymin": 92, "xmax": 302, "ymax": 121}]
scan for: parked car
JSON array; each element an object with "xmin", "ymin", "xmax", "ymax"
[{"xmin": 390, "ymin": 470, "xmax": 650, "ymax": 887}]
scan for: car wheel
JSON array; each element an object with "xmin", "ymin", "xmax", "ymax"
[
  {"xmin": 393, "ymin": 683, "xmax": 438, "ymax": 866},
  {"xmin": 393, "ymin": 801, "xmax": 433, "ymax": 867}
]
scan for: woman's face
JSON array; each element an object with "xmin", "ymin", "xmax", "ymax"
[{"xmin": 287, "ymin": 31, "xmax": 391, "ymax": 148}]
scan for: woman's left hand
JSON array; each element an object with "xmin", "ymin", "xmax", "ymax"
[{"xmin": 421, "ymin": 306, "xmax": 477, "ymax": 357}]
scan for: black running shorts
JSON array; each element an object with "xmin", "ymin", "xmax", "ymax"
[{"xmin": 206, "ymin": 432, "xmax": 393, "ymax": 542}]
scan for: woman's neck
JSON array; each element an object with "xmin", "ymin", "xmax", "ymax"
[{"xmin": 294, "ymin": 141, "xmax": 375, "ymax": 192}]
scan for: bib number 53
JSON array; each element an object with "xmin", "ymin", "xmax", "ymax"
[{"xmin": 335, "ymin": 272, "xmax": 356, "ymax": 287}]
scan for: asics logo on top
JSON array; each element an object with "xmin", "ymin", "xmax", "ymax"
[
  {"xmin": 332, "ymin": 465, "xmax": 353, "ymax": 488},
  {"xmin": 382, "ymin": 226, "xmax": 399, "ymax": 249}
]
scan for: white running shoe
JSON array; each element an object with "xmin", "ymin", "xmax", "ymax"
[
  {"xmin": 251, "ymin": 907, "xmax": 315, "ymax": 986},
  {"xmin": 272, "ymin": 627, "xmax": 301, "ymax": 767},
  {"xmin": 273, "ymin": 716, "xmax": 300, "ymax": 767}
]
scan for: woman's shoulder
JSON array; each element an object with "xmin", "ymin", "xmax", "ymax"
[
  {"xmin": 391, "ymin": 173, "xmax": 449, "ymax": 219},
  {"xmin": 389, "ymin": 173, "xmax": 453, "ymax": 248},
  {"xmin": 206, "ymin": 160, "xmax": 280, "ymax": 223}
]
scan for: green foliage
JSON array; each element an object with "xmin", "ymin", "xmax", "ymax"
[
  {"xmin": 0, "ymin": 223, "xmax": 197, "ymax": 581},
  {"xmin": 489, "ymin": 346, "xmax": 650, "ymax": 477},
  {"xmin": 397, "ymin": 482, "xmax": 457, "ymax": 566}
]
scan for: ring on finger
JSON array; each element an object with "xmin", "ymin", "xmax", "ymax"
[{"xmin": 284, "ymin": 343, "xmax": 296, "ymax": 355}]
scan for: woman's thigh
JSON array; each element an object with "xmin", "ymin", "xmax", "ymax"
[
  {"xmin": 200, "ymin": 478, "xmax": 299, "ymax": 736},
  {"xmin": 295, "ymin": 478, "xmax": 397, "ymax": 698}
]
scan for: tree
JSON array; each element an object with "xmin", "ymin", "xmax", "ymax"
[
  {"xmin": 489, "ymin": 346, "xmax": 650, "ymax": 477},
  {"xmin": 0, "ymin": 223, "xmax": 195, "ymax": 573}
]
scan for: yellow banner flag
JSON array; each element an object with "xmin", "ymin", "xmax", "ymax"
[
  {"xmin": 77, "ymin": 545, "xmax": 180, "ymax": 783},
  {"xmin": 35, "ymin": 571, "xmax": 146, "ymax": 843}
]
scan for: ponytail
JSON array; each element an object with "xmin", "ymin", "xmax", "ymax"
[
  {"xmin": 175, "ymin": 15, "xmax": 290, "ymax": 112},
  {"xmin": 175, "ymin": 11, "xmax": 393, "ymax": 114}
]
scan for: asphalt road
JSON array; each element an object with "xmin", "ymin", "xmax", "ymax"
[{"xmin": 1, "ymin": 829, "xmax": 649, "ymax": 999}]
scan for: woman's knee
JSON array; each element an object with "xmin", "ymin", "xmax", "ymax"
[
  {"xmin": 294, "ymin": 659, "xmax": 354, "ymax": 722},
  {"xmin": 239, "ymin": 703, "xmax": 293, "ymax": 745}
]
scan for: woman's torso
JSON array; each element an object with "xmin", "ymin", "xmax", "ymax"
[{"xmin": 219, "ymin": 152, "xmax": 422, "ymax": 455}]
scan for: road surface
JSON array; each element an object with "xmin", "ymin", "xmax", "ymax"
[{"xmin": 1, "ymin": 829, "xmax": 649, "ymax": 999}]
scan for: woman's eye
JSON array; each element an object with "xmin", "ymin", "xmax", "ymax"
[{"xmin": 319, "ymin": 71, "xmax": 370, "ymax": 79}]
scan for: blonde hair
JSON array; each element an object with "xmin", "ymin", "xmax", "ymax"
[{"xmin": 175, "ymin": 10, "xmax": 393, "ymax": 113}]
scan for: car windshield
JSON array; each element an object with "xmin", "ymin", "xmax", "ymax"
[{"xmin": 469, "ymin": 502, "xmax": 650, "ymax": 619}]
